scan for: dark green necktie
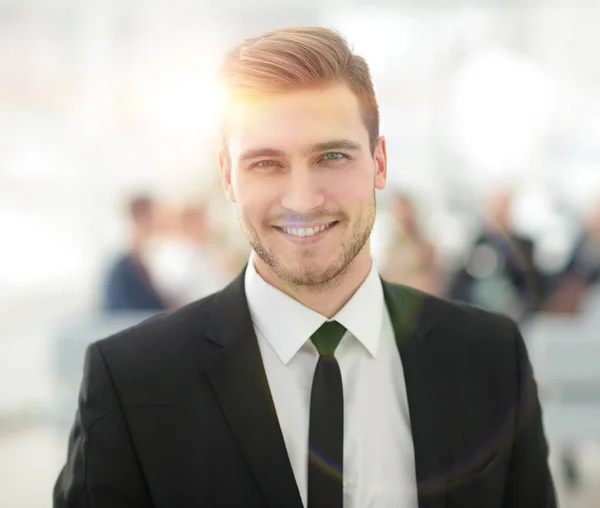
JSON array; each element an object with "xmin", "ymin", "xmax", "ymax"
[{"xmin": 308, "ymin": 321, "xmax": 346, "ymax": 508}]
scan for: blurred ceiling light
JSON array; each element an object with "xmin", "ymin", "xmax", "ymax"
[
  {"xmin": 324, "ymin": 7, "xmax": 417, "ymax": 81},
  {"xmin": 447, "ymin": 47, "xmax": 562, "ymax": 177},
  {"xmin": 139, "ymin": 71, "xmax": 222, "ymax": 138},
  {"xmin": 0, "ymin": 214, "xmax": 88, "ymax": 289},
  {"xmin": 557, "ymin": 162, "xmax": 600, "ymax": 217},
  {"xmin": 5, "ymin": 129, "xmax": 78, "ymax": 180}
]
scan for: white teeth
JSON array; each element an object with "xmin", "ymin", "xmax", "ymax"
[{"xmin": 282, "ymin": 223, "xmax": 332, "ymax": 237}]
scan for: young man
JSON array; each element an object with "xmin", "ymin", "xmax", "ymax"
[
  {"xmin": 102, "ymin": 194, "xmax": 167, "ymax": 312},
  {"xmin": 54, "ymin": 28, "xmax": 556, "ymax": 508}
]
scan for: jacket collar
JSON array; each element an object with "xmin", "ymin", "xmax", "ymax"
[{"xmin": 205, "ymin": 268, "xmax": 448, "ymax": 508}]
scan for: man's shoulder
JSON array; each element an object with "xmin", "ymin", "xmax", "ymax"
[
  {"xmin": 105, "ymin": 253, "xmax": 137, "ymax": 280},
  {"xmin": 383, "ymin": 280, "xmax": 519, "ymax": 345},
  {"xmin": 384, "ymin": 282, "xmax": 523, "ymax": 387},
  {"xmin": 81, "ymin": 288, "xmax": 236, "ymax": 407},
  {"xmin": 430, "ymin": 291, "xmax": 516, "ymax": 337},
  {"xmin": 108, "ymin": 252, "xmax": 133, "ymax": 269},
  {"xmin": 96, "ymin": 290, "xmax": 221, "ymax": 365}
]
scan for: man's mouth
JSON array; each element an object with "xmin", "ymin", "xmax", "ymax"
[{"xmin": 275, "ymin": 221, "xmax": 338, "ymax": 238}]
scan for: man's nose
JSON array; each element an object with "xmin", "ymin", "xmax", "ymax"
[{"xmin": 280, "ymin": 168, "xmax": 325, "ymax": 214}]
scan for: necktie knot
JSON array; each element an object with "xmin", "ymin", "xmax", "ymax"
[{"xmin": 311, "ymin": 321, "xmax": 346, "ymax": 356}]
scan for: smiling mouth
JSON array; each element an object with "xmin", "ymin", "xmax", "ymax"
[{"xmin": 275, "ymin": 221, "xmax": 338, "ymax": 238}]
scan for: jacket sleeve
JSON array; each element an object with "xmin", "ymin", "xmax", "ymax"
[
  {"xmin": 53, "ymin": 343, "xmax": 152, "ymax": 507},
  {"xmin": 503, "ymin": 326, "xmax": 557, "ymax": 507}
]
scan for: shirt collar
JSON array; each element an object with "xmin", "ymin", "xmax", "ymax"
[
  {"xmin": 332, "ymin": 262, "xmax": 384, "ymax": 358},
  {"xmin": 244, "ymin": 253, "xmax": 384, "ymax": 364}
]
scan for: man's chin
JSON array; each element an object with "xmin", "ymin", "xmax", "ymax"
[{"xmin": 277, "ymin": 262, "xmax": 346, "ymax": 287}]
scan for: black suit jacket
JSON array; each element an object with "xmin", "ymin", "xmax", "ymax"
[{"xmin": 53, "ymin": 270, "xmax": 556, "ymax": 507}]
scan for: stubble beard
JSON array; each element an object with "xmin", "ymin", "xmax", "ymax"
[{"xmin": 239, "ymin": 197, "xmax": 376, "ymax": 292}]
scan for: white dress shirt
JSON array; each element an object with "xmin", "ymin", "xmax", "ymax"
[{"xmin": 245, "ymin": 255, "xmax": 418, "ymax": 508}]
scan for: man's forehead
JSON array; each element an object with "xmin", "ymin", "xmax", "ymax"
[{"xmin": 227, "ymin": 89, "xmax": 368, "ymax": 158}]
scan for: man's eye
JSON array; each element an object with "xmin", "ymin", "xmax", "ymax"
[
  {"xmin": 252, "ymin": 160, "xmax": 278, "ymax": 169},
  {"xmin": 320, "ymin": 152, "xmax": 348, "ymax": 162}
]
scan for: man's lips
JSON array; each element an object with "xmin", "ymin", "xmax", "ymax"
[{"xmin": 273, "ymin": 221, "xmax": 339, "ymax": 240}]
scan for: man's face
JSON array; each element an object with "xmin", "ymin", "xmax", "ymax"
[
  {"xmin": 487, "ymin": 190, "xmax": 513, "ymax": 227},
  {"xmin": 220, "ymin": 84, "xmax": 387, "ymax": 288},
  {"xmin": 136, "ymin": 204, "xmax": 159, "ymax": 237},
  {"xmin": 591, "ymin": 201, "xmax": 600, "ymax": 237},
  {"xmin": 392, "ymin": 197, "xmax": 415, "ymax": 230}
]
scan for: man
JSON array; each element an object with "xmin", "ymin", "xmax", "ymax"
[
  {"xmin": 557, "ymin": 199, "xmax": 600, "ymax": 298},
  {"xmin": 447, "ymin": 188, "xmax": 543, "ymax": 320},
  {"xmin": 542, "ymin": 198, "xmax": 600, "ymax": 316},
  {"xmin": 102, "ymin": 194, "xmax": 167, "ymax": 311},
  {"xmin": 379, "ymin": 191, "xmax": 439, "ymax": 295},
  {"xmin": 54, "ymin": 28, "xmax": 556, "ymax": 507}
]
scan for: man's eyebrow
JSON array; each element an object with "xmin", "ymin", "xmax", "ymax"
[
  {"xmin": 302, "ymin": 139, "xmax": 363, "ymax": 156},
  {"xmin": 239, "ymin": 148, "xmax": 285, "ymax": 162},
  {"xmin": 237, "ymin": 139, "xmax": 363, "ymax": 162}
]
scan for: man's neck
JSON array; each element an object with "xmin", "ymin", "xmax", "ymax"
[
  {"xmin": 253, "ymin": 247, "xmax": 373, "ymax": 319},
  {"xmin": 130, "ymin": 229, "xmax": 150, "ymax": 256}
]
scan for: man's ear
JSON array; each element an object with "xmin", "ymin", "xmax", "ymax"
[
  {"xmin": 218, "ymin": 150, "xmax": 236, "ymax": 203},
  {"xmin": 374, "ymin": 136, "xmax": 387, "ymax": 191}
]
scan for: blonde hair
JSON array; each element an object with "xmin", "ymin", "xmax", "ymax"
[{"xmin": 218, "ymin": 27, "xmax": 379, "ymax": 152}]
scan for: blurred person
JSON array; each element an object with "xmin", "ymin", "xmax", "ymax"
[
  {"xmin": 379, "ymin": 192, "xmax": 440, "ymax": 295},
  {"xmin": 148, "ymin": 204, "xmax": 231, "ymax": 307},
  {"xmin": 102, "ymin": 194, "xmax": 167, "ymax": 311},
  {"xmin": 565, "ymin": 199, "xmax": 600, "ymax": 285},
  {"xmin": 54, "ymin": 28, "xmax": 555, "ymax": 508},
  {"xmin": 543, "ymin": 199, "xmax": 600, "ymax": 313},
  {"xmin": 537, "ymin": 199, "xmax": 600, "ymax": 490},
  {"xmin": 447, "ymin": 188, "xmax": 543, "ymax": 320}
]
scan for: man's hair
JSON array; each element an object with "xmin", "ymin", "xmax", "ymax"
[
  {"xmin": 127, "ymin": 195, "xmax": 155, "ymax": 223},
  {"xmin": 218, "ymin": 27, "xmax": 379, "ymax": 152}
]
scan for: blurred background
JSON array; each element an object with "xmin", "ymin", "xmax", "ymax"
[{"xmin": 2, "ymin": 0, "xmax": 600, "ymax": 506}]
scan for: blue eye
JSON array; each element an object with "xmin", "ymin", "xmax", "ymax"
[{"xmin": 321, "ymin": 152, "xmax": 348, "ymax": 162}]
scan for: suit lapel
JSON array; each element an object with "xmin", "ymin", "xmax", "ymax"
[
  {"xmin": 204, "ymin": 271, "xmax": 303, "ymax": 508},
  {"xmin": 203, "ymin": 271, "xmax": 453, "ymax": 508},
  {"xmin": 382, "ymin": 280, "xmax": 449, "ymax": 508}
]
